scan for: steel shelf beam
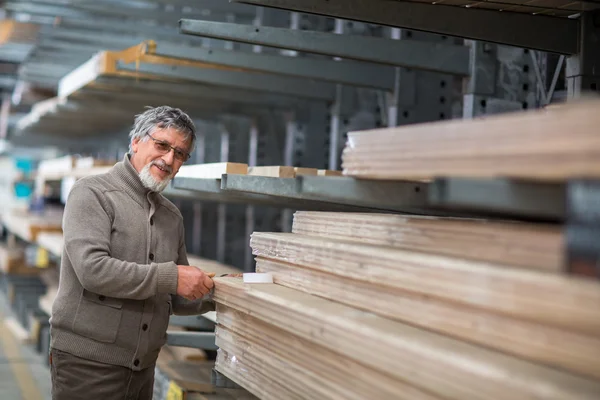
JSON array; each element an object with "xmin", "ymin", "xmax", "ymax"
[
  {"xmin": 76, "ymin": 78, "xmax": 310, "ymax": 110},
  {"xmin": 166, "ymin": 331, "xmax": 218, "ymax": 350},
  {"xmin": 221, "ymin": 174, "xmax": 433, "ymax": 213},
  {"xmin": 428, "ymin": 178, "xmax": 565, "ymax": 221},
  {"xmin": 170, "ymin": 177, "xmax": 369, "ymax": 211},
  {"xmin": 169, "ymin": 315, "xmax": 215, "ymax": 331},
  {"xmin": 152, "ymin": 44, "xmax": 396, "ymax": 90},
  {"xmin": 179, "ymin": 20, "xmax": 471, "ymax": 75},
  {"xmin": 297, "ymin": 176, "xmax": 428, "ymax": 212},
  {"xmin": 116, "ymin": 61, "xmax": 336, "ymax": 101},
  {"xmin": 231, "ymin": 0, "xmax": 579, "ymax": 54}
]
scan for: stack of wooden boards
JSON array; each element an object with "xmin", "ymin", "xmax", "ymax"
[
  {"xmin": 177, "ymin": 162, "xmax": 341, "ymax": 180},
  {"xmin": 341, "ymin": 98, "xmax": 600, "ymax": 180},
  {"xmin": 211, "ymin": 211, "xmax": 600, "ymax": 399}
]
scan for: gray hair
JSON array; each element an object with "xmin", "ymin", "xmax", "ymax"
[{"xmin": 128, "ymin": 106, "xmax": 196, "ymax": 155}]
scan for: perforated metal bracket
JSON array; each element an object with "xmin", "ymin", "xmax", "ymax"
[
  {"xmin": 212, "ymin": 369, "xmax": 243, "ymax": 389},
  {"xmin": 565, "ymin": 179, "xmax": 600, "ymax": 278}
]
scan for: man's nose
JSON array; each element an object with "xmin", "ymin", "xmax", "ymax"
[{"xmin": 162, "ymin": 149, "xmax": 175, "ymax": 165}]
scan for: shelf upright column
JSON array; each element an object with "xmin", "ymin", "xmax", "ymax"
[{"xmin": 566, "ymin": 11, "xmax": 600, "ymax": 99}]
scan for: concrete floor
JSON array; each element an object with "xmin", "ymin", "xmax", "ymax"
[{"xmin": 0, "ymin": 293, "xmax": 52, "ymax": 400}]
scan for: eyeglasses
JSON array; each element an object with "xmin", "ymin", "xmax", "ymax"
[{"xmin": 146, "ymin": 133, "xmax": 191, "ymax": 162}]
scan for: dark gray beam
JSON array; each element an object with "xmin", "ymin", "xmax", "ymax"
[
  {"xmin": 165, "ymin": 331, "xmax": 218, "ymax": 350},
  {"xmin": 75, "ymin": 83, "xmax": 309, "ymax": 110},
  {"xmin": 231, "ymin": 0, "xmax": 580, "ymax": 54},
  {"xmin": 428, "ymin": 178, "xmax": 565, "ymax": 221},
  {"xmin": 116, "ymin": 61, "xmax": 336, "ymax": 101},
  {"xmin": 5, "ymin": 2, "xmax": 91, "ymax": 19},
  {"xmin": 179, "ymin": 20, "xmax": 470, "ymax": 75},
  {"xmin": 6, "ymin": 0, "xmax": 255, "ymax": 25},
  {"xmin": 55, "ymin": 18, "xmax": 206, "ymax": 46},
  {"xmin": 153, "ymin": 44, "xmax": 396, "ymax": 90}
]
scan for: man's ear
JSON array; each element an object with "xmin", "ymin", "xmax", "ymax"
[{"xmin": 131, "ymin": 137, "xmax": 141, "ymax": 153}]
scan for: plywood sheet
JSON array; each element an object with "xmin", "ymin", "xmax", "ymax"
[
  {"xmin": 250, "ymin": 232, "xmax": 600, "ymax": 335},
  {"xmin": 247, "ymin": 166, "xmax": 295, "ymax": 178},
  {"xmin": 186, "ymin": 255, "xmax": 241, "ymax": 277},
  {"xmin": 256, "ymin": 257, "xmax": 600, "ymax": 379},
  {"xmin": 215, "ymin": 305, "xmax": 437, "ymax": 400},
  {"xmin": 292, "ymin": 211, "xmax": 563, "ymax": 272},
  {"xmin": 213, "ymin": 278, "xmax": 600, "ymax": 400},
  {"xmin": 342, "ymin": 99, "xmax": 600, "ymax": 180},
  {"xmin": 177, "ymin": 162, "xmax": 248, "ymax": 179}
]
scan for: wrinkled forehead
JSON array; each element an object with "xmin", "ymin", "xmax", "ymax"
[{"xmin": 150, "ymin": 126, "xmax": 192, "ymax": 150}]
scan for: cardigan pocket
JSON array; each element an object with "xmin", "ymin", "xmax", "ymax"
[{"xmin": 72, "ymin": 289, "xmax": 123, "ymax": 344}]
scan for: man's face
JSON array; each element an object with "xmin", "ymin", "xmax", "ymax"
[{"xmin": 131, "ymin": 127, "xmax": 191, "ymax": 190}]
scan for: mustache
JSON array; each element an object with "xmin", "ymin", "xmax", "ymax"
[{"xmin": 151, "ymin": 159, "xmax": 173, "ymax": 175}]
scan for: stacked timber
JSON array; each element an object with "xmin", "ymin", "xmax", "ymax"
[
  {"xmin": 210, "ymin": 212, "xmax": 600, "ymax": 399},
  {"xmin": 210, "ymin": 100, "xmax": 600, "ymax": 399},
  {"xmin": 341, "ymin": 98, "xmax": 600, "ymax": 180}
]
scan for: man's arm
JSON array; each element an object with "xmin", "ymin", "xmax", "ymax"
[
  {"xmin": 63, "ymin": 183, "xmax": 178, "ymax": 300},
  {"xmin": 170, "ymin": 225, "xmax": 216, "ymax": 316}
]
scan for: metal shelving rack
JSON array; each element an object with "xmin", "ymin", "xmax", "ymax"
[
  {"xmin": 1, "ymin": 0, "xmax": 599, "ymax": 396},
  {"xmin": 169, "ymin": 0, "xmax": 600, "ymax": 387}
]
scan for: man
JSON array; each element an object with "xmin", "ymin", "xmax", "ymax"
[{"xmin": 50, "ymin": 106, "xmax": 215, "ymax": 400}]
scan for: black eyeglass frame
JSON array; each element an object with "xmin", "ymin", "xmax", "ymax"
[{"xmin": 146, "ymin": 133, "xmax": 191, "ymax": 162}]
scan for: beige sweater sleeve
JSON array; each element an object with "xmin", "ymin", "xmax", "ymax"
[{"xmin": 63, "ymin": 183, "xmax": 179, "ymax": 300}]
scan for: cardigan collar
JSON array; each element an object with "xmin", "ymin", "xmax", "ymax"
[{"xmin": 109, "ymin": 154, "xmax": 153, "ymax": 204}]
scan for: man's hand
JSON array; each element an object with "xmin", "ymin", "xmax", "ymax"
[{"xmin": 176, "ymin": 265, "xmax": 215, "ymax": 301}]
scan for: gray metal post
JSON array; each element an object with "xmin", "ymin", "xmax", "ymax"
[
  {"xmin": 216, "ymin": 127, "xmax": 229, "ymax": 263},
  {"xmin": 328, "ymin": 19, "xmax": 345, "ymax": 171},
  {"xmin": 566, "ymin": 11, "xmax": 600, "ymax": 99},
  {"xmin": 245, "ymin": 123, "xmax": 258, "ymax": 271},
  {"xmin": 463, "ymin": 41, "xmax": 538, "ymax": 117},
  {"xmin": 191, "ymin": 127, "xmax": 205, "ymax": 256}
]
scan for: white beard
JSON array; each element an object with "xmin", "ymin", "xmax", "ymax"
[{"xmin": 139, "ymin": 161, "xmax": 173, "ymax": 193}]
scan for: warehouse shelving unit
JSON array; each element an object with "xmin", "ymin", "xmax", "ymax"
[{"xmin": 0, "ymin": 0, "xmax": 598, "ymax": 397}]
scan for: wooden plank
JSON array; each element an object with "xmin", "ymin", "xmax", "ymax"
[
  {"xmin": 74, "ymin": 157, "xmax": 115, "ymax": 169},
  {"xmin": 216, "ymin": 304, "xmax": 439, "ymax": 399},
  {"xmin": 216, "ymin": 347, "xmax": 296, "ymax": 400},
  {"xmin": 293, "ymin": 167, "xmax": 318, "ymax": 176},
  {"xmin": 177, "ymin": 163, "xmax": 248, "ymax": 179},
  {"xmin": 341, "ymin": 98, "xmax": 600, "ymax": 180},
  {"xmin": 247, "ymin": 166, "xmax": 295, "ymax": 178},
  {"xmin": 0, "ymin": 20, "xmax": 39, "ymax": 44},
  {"xmin": 292, "ymin": 211, "xmax": 563, "ymax": 272},
  {"xmin": 317, "ymin": 169, "xmax": 343, "ymax": 176},
  {"xmin": 213, "ymin": 278, "xmax": 600, "ymax": 400},
  {"xmin": 256, "ymin": 257, "xmax": 600, "ymax": 380},
  {"xmin": 58, "ymin": 40, "xmax": 246, "ymax": 99},
  {"xmin": 186, "ymin": 255, "xmax": 241, "ymax": 277},
  {"xmin": 250, "ymin": 232, "xmax": 600, "ymax": 335}
]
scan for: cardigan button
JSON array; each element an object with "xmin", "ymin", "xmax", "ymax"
[
  {"xmin": 134, "ymin": 359, "xmax": 140, "ymax": 367},
  {"xmin": 150, "ymin": 218, "xmax": 154, "ymax": 226},
  {"xmin": 98, "ymin": 295, "xmax": 106, "ymax": 301},
  {"xmin": 149, "ymin": 253, "xmax": 154, "ymax": 261}
]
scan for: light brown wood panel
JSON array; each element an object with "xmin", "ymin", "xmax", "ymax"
[
  {"xmin": 292, "ymin": 211, "xmax": 563, "ymax": 272},
  {"xmin": 216, "ymin": 347, "xmax": 299, "ymax": 400},
  {"xmin": 216, "ymin": 304, "xmax": 439, "ymax": 400},
  {"xmin": 213, "ymin": 278, "xmax": 600, "ymax": 400},
  {"xmin": 247, "ymin": 166, "xmax": 295, "ymax": 178},
  {"xmin": 177, "ymin": 162, "xmax": 248, "ymax": 179},
  {"xmin": 250, "ymin": 232, "xmax": 600, "ymax": 335},
  {"xmin": 341, "ymin": 99, "xmax": 600, "ymax": 180},
  {"xmin": 186, "ymin": 255, "xmax": 240, "ymax": 277},
  {"xmin": 293, "ymin": 167, "xmax": 318, "ymax": 176},
  {"xmin": 256, "ymin": 257, "xmax": 600, "ymax": 380}
]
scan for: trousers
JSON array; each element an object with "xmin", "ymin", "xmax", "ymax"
[{"xmin": 50, "ymin": 348, "xmax": 155, "ymax": 400}]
